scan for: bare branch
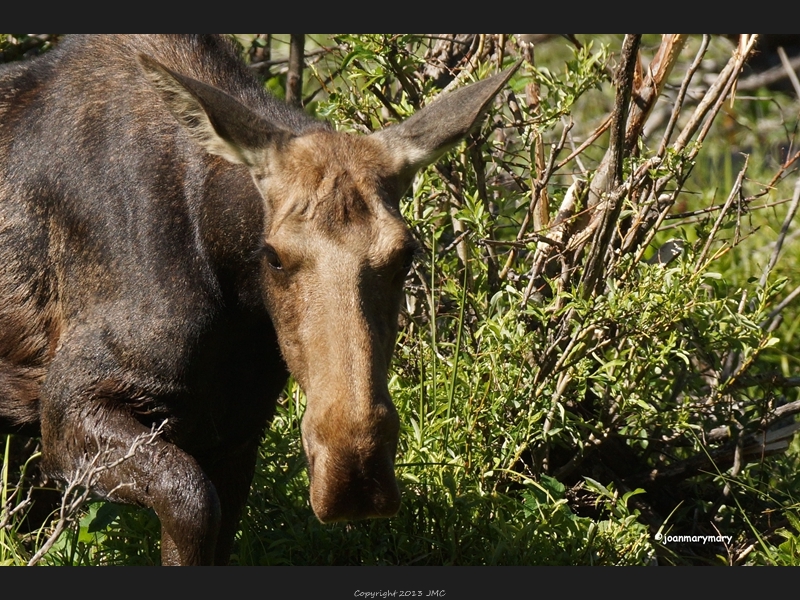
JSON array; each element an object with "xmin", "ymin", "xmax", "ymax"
[
  {"xmin": 658, "ymin": 35, "xmax": 710, "ymax": 156},
  {"xmin": 26, "ymin": 421, "xmax": 167, "ymax": 566},
  {"xmin": 759, "ymin": 177, "xmax": 800, "ymax": 289},
  {"xmin": 675, "ymin": 35, "xmax": 759, "ymax": 153},
  {"xmin": 624, "ymin": 34, "xmax": 688, "ymax": 150},
  {"xmin": 695, "ymin": 158, "xmax": 748, "ymax": 268},
  {"xmin": 737, "ymin": 51, "xmax": 800, "ymax": 91},
  {"xmin": 285, "ymin": 34, "xmax": 304, "ymax": 108}
]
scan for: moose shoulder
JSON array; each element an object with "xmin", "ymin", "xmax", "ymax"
[{"xmin": 0, "ymin": 34, "xmax": 515, "ymax": 565}]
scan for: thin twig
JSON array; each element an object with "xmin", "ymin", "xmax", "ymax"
[
  {"xmin": 555, "ymin": 115, "xmax": 612, "ymax": 171},
  {"xmin": 759, "ymin": 177, "xmax": 800, "ymax": 288},
  {"xmin": 675, "ymin": 35, "xmax": 758, "ymax": 153},
  {"xmin": 696, "ymin": 158, "xmax": 749, "ymax": 268},
  {"xmin": 27, "ymin": 422, "xmax": 167, "ymax": 566},
  {"xmin": 658, "ymin": 35, "xmax": 710, "ymax": 156},
  {"xmin": 777, "ymin": 46, "xmax": 800, "ymax": 99},
  {"xmin": 767, "ymin": 284, "xmax": 800, "ymax": 322}
]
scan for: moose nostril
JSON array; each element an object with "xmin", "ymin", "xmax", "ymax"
[
  {"xmin": 314, "ymin": 481, "xmax": 401, "ymax": 523},
  {"xmin": 307, "ymin": 449, "xmax": 400, "ymax": 523}
]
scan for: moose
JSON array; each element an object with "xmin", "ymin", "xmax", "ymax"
[{"xmin": 0, "ymin": 34, "xmax": 514, "ymax": 565}]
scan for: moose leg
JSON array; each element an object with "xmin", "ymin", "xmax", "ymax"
[
  {"xmin": 40, "ymin": 403, "xmax": 221, "ymax": 565},
  {"xmin": 204, "ymin": 439, "xmax": 260, "ymax": 565},
  {"xmin": 39, "ymin": 335, "xmax": 222, "ymax": 566}
]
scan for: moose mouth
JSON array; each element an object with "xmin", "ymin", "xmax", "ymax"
[
  {"xmin": 303, "ymin": 419, "xmax": 401, "ymax": 523},
  {"xmin": 309, "ymin": 450, "xmax": 400, "ymax": 523}
]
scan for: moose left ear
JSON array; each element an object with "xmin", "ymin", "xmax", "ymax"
[
  {"xmin": 139, "ymin": 54, "xmax": 291, "ymax": 168},
  {"xmin": 372, "ymin": 62, "xmax": 520, "ymax": 185}
]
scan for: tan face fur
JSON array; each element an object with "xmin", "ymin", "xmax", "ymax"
[{"xmin": 253, "ymin": 132, "xmax": 416, "ymax": 520}]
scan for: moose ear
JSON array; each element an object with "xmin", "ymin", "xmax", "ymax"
[
  {"xmin": 138, "ymin": 54, "xmax": 288, "ymax": 167},
  {"xmin": 373, "ymin": 62, "xmax": 520, "ymax": 184}
]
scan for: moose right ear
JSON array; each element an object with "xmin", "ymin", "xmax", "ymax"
[
  {"xmin": 138, "ymin": 54, "xmax": 290, "ymax": 168},
  {"xmin": 372, "ymin": 62, "xmax": 520, "ymax": 188}
]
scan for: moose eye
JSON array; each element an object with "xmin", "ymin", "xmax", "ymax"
[
  {"xmin": 262, "ymin": 244, "xmax": 283, "ymax": 271},
  {"xmin": 400, "ymin": 251, "xmax": 415, "ymax": 275},
  {"xmin": 395, "ymin": 245, "xmax": 418, "ymax": 279}
]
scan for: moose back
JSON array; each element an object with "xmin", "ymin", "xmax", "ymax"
[{"xmin": 0, "ymin": 34, "xmax": 513, "ymax": 565}]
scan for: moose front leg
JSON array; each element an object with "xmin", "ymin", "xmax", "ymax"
[
  {"xmin": 39, "ymin": 367, "xmax": 222, "ymax": 565},
  {"xmin": 41, "ymin": 405, "xmax": 222, "ymax": 565},
  {"xmin": 202, "ymin": 439, "xmax": 261, "ymax": 565}
]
